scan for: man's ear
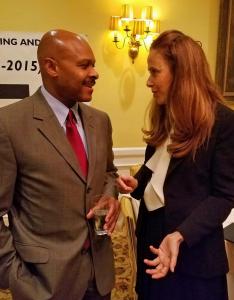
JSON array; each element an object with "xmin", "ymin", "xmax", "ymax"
[{"xmin": 43, "ymin": 57, "xmax": 58, "ymax": 77}]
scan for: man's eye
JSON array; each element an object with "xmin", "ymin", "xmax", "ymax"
[{"xmin": 79, "ymin": 64, "xmax": 89, "ymax": 69}]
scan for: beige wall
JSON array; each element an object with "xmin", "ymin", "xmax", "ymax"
[{"xmin": 1, "ymin": 0, "xmax": 220, "ymax": 147}]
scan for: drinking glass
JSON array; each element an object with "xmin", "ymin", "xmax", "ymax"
[{"xmin": 92, "ymin": 195, "xmax": 109, "ymax": 236}]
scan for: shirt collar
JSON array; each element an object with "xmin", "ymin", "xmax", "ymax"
[{"xmin": 40, "ymin": 86, "xmax": 80, "ymax": 127}]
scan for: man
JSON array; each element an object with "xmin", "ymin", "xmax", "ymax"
[{"xmin": 0, "ymin": 29, "xmax": 119, "ymax": 300}]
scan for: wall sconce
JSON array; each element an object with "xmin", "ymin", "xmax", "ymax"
[{"xmin": 109, "ymin": 4, "xmax": 160, "ymax": 63}]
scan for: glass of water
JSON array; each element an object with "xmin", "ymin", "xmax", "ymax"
[{"xmin": 92, "ymin": 195, "xmax": 109, "ymax": 236}]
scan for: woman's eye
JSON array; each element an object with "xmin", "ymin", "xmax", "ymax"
[
  {"xmin": 150, "ymin": 70, "xmax": 159, "ymax": 76},
  {"xmin": 149, "ymin": 68, "xmax": 160, "ymax": 76}
]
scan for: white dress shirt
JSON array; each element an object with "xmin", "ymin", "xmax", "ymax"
[
  {"xmin": 144, "ymin": 138, "xmax": 171, "ymax": 211},
  {"xmin": 41, "ymin": 86, "xmax": 88, "ymax": 155}
]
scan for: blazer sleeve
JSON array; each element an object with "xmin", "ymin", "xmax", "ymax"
[
  {"xmin": 131, "ymin": 145, "xmax": 154, "ymax": 200},
  {"xmin": 0, "ymin": 119, "xmax": 17, "ymax": 288},
  {"xmin": 177, "ymin": 106, "xmax": 234, "ymax": 247}
]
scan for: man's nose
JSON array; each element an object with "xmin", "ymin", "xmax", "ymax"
[{"xmin": 90, "ymin": 68, "xmax": 99, "ymax": 79}]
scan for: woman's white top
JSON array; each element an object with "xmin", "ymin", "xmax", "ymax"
[{"xmin": 144, "ymin": 138, "xmax": 171, "ymax": 211}]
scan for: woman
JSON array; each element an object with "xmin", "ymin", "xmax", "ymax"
[{"xmin": 117, "ymin": 30, "xmax": 234, "ymax": 300}]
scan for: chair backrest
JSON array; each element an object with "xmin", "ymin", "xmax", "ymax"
[
  {"xmin": 130, "ymin": 164, "xmax": 141, "ymax": 176},
  {"xmin": 111, "ymin": 164, "xmax": 142, "ymax": 300},
  {"xmin": 111, "ymin": 195, "xmax": 138, "ymax": 300}
]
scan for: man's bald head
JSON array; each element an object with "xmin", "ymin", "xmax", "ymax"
[
  {"xmin": 37, "ymin": 29, "xmax": 90, "ymax": 65},
  {"xmin": 37, "ymin": 29, "xmax": 98, "ymax": 107}
]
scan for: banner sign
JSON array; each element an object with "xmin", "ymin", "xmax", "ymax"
[{"xmin": 0, "ymin": 31, "xmax": 42, "ymax": 107}]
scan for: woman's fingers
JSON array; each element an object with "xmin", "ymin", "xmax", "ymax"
[
  {"xmin": 116, "ymin": 175, "xmax": 138, "ymax": 193},
  {"xmin": 152, "ymin": 265, "xmax": 169, "ymax": 279},
  {"xmin": 144, "ymin": 245, "xmax": 171, "ymax": 279},
  {"xmin": 144, "ymin": 256, "xmax": 160, "ymax": 267},
  {"xmin": 169, "ymin": 253, "xmax": 178, "ymax": 273},
  {"xmin": 146, "ymin": 263, "xmax": 169, "ymax": 279}
]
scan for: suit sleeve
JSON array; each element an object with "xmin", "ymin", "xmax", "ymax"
[
  {"xmin": 0, "ymin": 119, "xmax": 17, "ymax": 288},
  {"xmin": 131, "ymin": 145, "xmax": 154, "ymax": 200},
  {"xmin": 177, "ymin": 107, "xmax": 234, "ymax": 247},
  {"xmin": 102, "ymin": 114, "xmax": 119, "ymax": 198}
]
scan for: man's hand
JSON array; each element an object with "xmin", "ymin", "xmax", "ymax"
[
  {"xmin": 144, "ymin": 231, "xmax": 184, "ymax": 279},
  {"xmin": 87, "ymin": 196, "xmax": 120, "ymax": 235},
  {"xmin": 116, "ymin": 175, "xmax": 138, "ymax": 193}
]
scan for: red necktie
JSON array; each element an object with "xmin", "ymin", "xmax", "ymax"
[
  {"xmin": 66, "ymin": 110, "xmax": 90, "ymax": 252},
  {"xmin": 66, "ymin": 110, "xmax": 88, "ymax": 177}
]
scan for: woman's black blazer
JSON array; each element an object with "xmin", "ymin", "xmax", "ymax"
[{"xmin": 132, "ymin": 103, "xmax": 234, "ymax": 278}]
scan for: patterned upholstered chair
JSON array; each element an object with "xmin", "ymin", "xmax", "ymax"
[
  {"xmin": 129, "ymin": 164, "xmax": 141, "ymax": 177},
  {"xmin": 111, "ymin": 195, "xmax": 138, "ymax": 300},
  {"xmin": 0, "ymin": 289, "xmax": 12, "ymax": 300},
  {"xmin": 111, "ymin": 165, "xmax": 141, "ymax": 300}
]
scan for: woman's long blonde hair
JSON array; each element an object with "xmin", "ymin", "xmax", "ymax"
[{"xmin": 143, "ymin": 30, "xmax": 224, "ymax": 158}]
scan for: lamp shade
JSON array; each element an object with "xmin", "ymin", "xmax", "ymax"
[
  {"xmin": 121, "ymin": 4, "xmax": 133, "ymax": 19},
  {"xmin": 132, "ymin": 19, "xmax": 145, "ymax": 35},
  {"xmin": 142, "ymin": 6, "xmax": 153, "ymax": 20},
  {"xmin": 109, "ymin": 16, "xmax": 121, "ymax": 31},
  {"xmin": 151, "ymin": 20, "xmax": 160, "ymax": 34}
]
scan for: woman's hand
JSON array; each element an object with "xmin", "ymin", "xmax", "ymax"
[
  {"xmin": 116, "ymin": 175, "xmax": 138, "ymax": 193},
  {"xmin": 144, "ymin": 231, "xmax": 184, "ymax": 279}
]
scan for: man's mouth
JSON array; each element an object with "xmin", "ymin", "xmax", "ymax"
[{"xmin": 84, "ymin": 80, "xmax": 96, "ymax": 88}]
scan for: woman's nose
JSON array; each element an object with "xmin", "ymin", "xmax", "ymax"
[{"xmin": 146, "ymin": 77, "xmax": 152, "ymax": 87}]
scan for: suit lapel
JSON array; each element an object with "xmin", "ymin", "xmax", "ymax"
[
  {"xmin": 32, "ymin": 90, "xmax": 86, "ymax": 182},
  {"xmin": 166, "ymin": 156, "xmax": 184, "ymax": 178},
  {"xmin": 79, "ymin": 103, "xmax": 96, "ymax": 185},
  {"xmin": 148, "ymin": 145, "xmax": 184, "ymax": 179}
]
